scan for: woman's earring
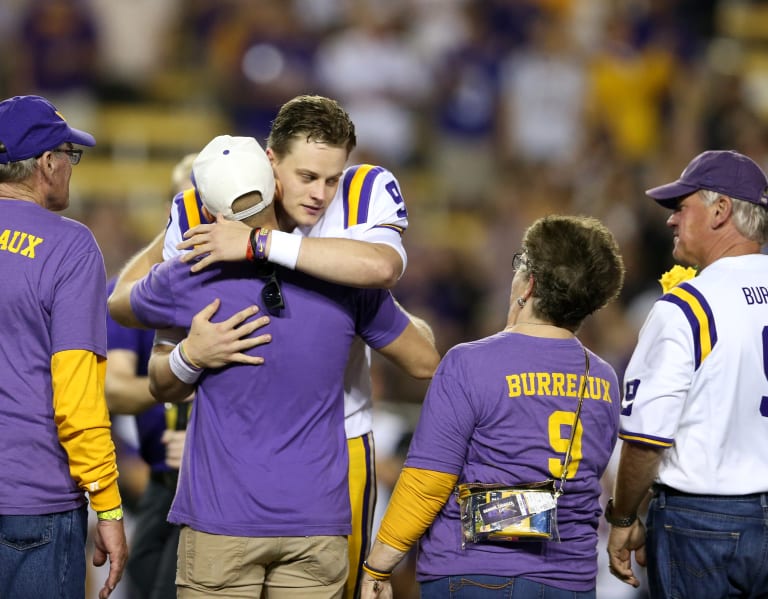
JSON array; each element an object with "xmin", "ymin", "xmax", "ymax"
[{"xmin": 516, "ymin": 297, "xmax": 526, "ymax": 308}]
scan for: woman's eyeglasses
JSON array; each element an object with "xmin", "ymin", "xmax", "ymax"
[{"xmin": 255, "ymin": 264, "xmax": 284, "ymax": 314}]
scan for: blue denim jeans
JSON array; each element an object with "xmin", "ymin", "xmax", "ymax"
[
  {"xmin": 420, "ymin": 575, "xmax": 596, "ymax": 598},
  {"xmin": 0, "ymin": 505, "xmax": 88, "ymax": 599},
  {"xmin": 647, "ymin": 487, "xmax": 768, "ymax": 598}
]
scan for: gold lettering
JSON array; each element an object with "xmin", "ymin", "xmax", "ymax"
[
  {"xmin": 602, "ymin": 379, "xmax": 611, "ymax": 402},
  {"xmin": 535, "ymin": 372, "xmax": 551, "ymax": 395},
  {"xmin": 587, "ymin": 376, "xmax": 600, "ymax": 400},
  {"xmin": 506, "ymin": 374, "xmax": 521, "ymax": 397},
  {"xmin": 521, "ymin": 372, "xmax": 535, "ymax": 395},
  {"xmin": 0, "ymin": 229, "xmax": 9, "ymax": 250},
  {"xmin": 566, "ymin": 373, "xmax": 578, "ymax": 397},
  {"xmin": 7, "ymin": 231, "xmax": 27, "ymax": 254},
  {"xmin": 21, "ymin": 235, "xmax": 42, "ymax": 258},
  {"xmin": 552, "ymin": 372, "xmax": 565, "ymax": 396}
]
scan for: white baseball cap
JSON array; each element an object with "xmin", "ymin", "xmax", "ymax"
[{"xmin": 192, "ymin": 135, "xmax": 276, "ymax": 220}]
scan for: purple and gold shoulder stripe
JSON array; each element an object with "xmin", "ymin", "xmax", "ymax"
[
  {"xmin": 660, "ymin": 282, "xmax": 717, "ymax": 370},
  {"xmin": 341, "ymin": 164, "xmax": 405, "ymax": 234},
  {"xmin": 177, "ymin": 187, "xmax": 205, "ymax": 234}
]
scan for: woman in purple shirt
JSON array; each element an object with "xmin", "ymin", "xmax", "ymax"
[{"xmin": 360, "ymin": 215, "xmax": 626, "ymax": 599}]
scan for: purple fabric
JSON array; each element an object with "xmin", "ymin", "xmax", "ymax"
[
  {"xmin": 0, "ymin": 199, "xmax": 106, "ymax": 514},
  {"xmin": 130, "ymin": 258, "xmax": 408, "ymax": 537},
  {"xmin": 106, "ymin": 278, "xmax": 168, "ymax": 472},
  {"xmin": 646, "ymin": 150, "xmax": 768, "ymax": 208},
  {"xmin": 0, "ymin": 95, "xmax": 95, "ymax": 163},
  {"xmin": 406, "ymin": 332, "xmax": 621, "ymax": 592}
]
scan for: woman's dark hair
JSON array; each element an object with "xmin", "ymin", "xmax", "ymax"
[{"xmin": 521, "ymin": 215, "xmax": 625, "ymax": 330}]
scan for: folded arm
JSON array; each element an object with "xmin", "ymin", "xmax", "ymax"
[{"xmin": 178, "ymin": 216, "xmax": 404, "ymax": 288}]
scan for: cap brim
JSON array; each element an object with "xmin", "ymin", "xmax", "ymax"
[
  {"xmin": 645, "ymin": 181, "xmax": 698, "ymax": 208},
  {"xmin": 66, "ymin": 127, "xmax": 96, "ymax": 147}
]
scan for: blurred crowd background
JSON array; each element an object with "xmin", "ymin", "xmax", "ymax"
[{"xmin": 3, "ymin": 0, "xmax": 768, "ymax": 596}]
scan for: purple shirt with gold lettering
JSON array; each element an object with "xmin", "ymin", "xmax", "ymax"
[
  {"xmin": 0, "ymin": 199, "xmax": 106, "ymax": 514},
  {"xmin": 406, "ymin": 332, "xmax": 620, "ymax": 591}
]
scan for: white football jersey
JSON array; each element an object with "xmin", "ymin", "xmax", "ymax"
[
  {"xmin": 620, "ymin": 254, "xmax": 768, "ymax": 494},
  {"xmin": 164, "ymin": 164, "xmax": 409, "ymax": 439}
]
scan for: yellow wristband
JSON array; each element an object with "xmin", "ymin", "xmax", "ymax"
[
  {"xmin": 97, "ymin": 506, "xmax": 124, "ymax": 521},
  {"xmin": 361, "ymin": 561, "xmax": 391, "ymax": 581}
]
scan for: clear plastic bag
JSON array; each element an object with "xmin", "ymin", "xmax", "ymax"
[{"xmin": 456, "ymin": 480, "xmax": 560, "ymax": 546}]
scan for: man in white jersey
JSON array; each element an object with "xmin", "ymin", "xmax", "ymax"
[
  {"xmin": 126, "ymin": 96, "xmax": 437, "ymax": 599},
  {"xmin": 606, "ymin": 150, "xmax": 768, "ymax": 597}
]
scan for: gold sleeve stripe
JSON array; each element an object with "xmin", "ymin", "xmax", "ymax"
[
  {"xmin": 376, "ymin": 467, "xmax": 457, "ymax": 552},
  {"xmin": 618, "ymin": 431, "xmax": 674, "ymax": 447}
]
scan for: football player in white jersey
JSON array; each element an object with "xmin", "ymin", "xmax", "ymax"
[
  {"xmin": 158, "ymin": 96, "xmax": 438, "ymax": 599},
  {"xmin": 606, "ymin": 150, "xmax": 768, "ymax": 598}
]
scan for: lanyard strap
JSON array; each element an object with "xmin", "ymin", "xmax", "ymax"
[{"xmin": 555, "ymin": 347, "xmax": 590, "ymax": 498}]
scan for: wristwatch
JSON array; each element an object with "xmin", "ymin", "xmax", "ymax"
[{"xmin": 605, "ymin": 498, "xmax": 636, "ymax": 527}]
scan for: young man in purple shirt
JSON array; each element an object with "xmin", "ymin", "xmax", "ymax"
[{"xmin": 109, "ymin": 136, "xmax": 436, "ymax": 598}]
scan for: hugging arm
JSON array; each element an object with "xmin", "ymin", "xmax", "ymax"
[{"xmin": 148, "ymin": 299, "xmax": 272, "ymax": 403}]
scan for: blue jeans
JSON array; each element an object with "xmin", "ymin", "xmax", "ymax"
[
  {"xmin": 0, "ymin": 505, "xmax": 88, "ymax": 599},
  {"xmin": 420, "ymin": 575, "xmax": 596, "ymax": 598},
  {"xmin": 647, "ymin": 487, "xmax": 768, "ymax": 598}
]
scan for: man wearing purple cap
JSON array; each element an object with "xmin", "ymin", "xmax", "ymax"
[
  {"xmin": 0, "ymin": 95, "xmax": 128, "ymax": 599},
  {"xmin": 606, "ymin": 150, "xmax": 768, "ymax": 597}
]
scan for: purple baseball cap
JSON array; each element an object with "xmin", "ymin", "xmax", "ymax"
[
  {"xmin": 646, "ymin": 150, "xmax": 768, "ymax": 209},
  {"xmin": 0, "ymin": 95, "xmax": 95, "ymax": 164}
]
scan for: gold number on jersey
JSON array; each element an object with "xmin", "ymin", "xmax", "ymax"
[{"xmin": 547, "ymin": 410, "xmax": 583, "ymax": 479}]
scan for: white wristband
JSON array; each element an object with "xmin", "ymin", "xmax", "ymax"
[
  {"xmin": 169, "ymin": 343, "xmax": 202, "ymax": 385},
  {"xmin": 268, "ymin": 230, "xmax": 302, "ymax": 270}
]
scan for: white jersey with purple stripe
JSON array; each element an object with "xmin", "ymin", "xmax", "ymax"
[
  {"xmin": 163, "ymin": 164, "xmax": 409, "ymax": 439},
  {"xmin": 129, "ymin": 257, "xmax": 409, "ymax": 537},
  {"xmin": 405, "ymin": 332, "xmax": 620, "ymax": 591},
  {"xmin": 620, "ymin": 254, "xmax": 768, "ymax": 495}
]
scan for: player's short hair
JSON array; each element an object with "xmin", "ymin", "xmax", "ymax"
[
  {"xmin": 520, "ymin": 215, "xmax": 625, "ymax": 330},
  {"xmin": 267, "ymin": 95, "xmax": 356, "ymax": 159},
  {"xmin": 700, "ymin": 189, "xmax": 768, "ymax": 245}
]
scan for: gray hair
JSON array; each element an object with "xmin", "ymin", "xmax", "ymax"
[
  {"xmin": 700, "ymin": 189, "xmax": 768, "ymax": 245},
  {"xmin": 0, "ymin": 158, "xmax": 37, "ymax": 184}
]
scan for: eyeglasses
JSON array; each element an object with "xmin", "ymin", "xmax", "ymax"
[
  {"xmin": 512, "ymin": 251, "xmax": 533, "ymax": 273},
  {"xmin": 51, "ymin": 149, "xmax": 83, "ymax": 165},
  {"xmin": 255, "ymin": 263, "xmax": 284, "ymax": 314}
]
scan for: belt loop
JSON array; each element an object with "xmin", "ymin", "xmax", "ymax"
[
  {"xmin": 654, "ymin": 484, "xmax": 666, "ymax": 509},
  {"xmin": 761, "ymin": 493, "xmax": 768, "ymax": 509}
]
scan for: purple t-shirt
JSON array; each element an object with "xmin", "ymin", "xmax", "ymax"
[
  {"xmin": 106, "ymin": 277, "xmax": 169, "ymax": 472},
  {"xmin": 130, "ymin": 258, "xmax": 408, "ymax": 537},
  {"xmin": 0, "ymin": 199, "xmax": 107, "ymax": 514},
  {"xmin": 407, "ymin": 332, "xmax": 620, "ymax": 591}
]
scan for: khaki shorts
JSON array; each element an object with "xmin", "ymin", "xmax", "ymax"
[{"xmin": 177, "ymin": 527, "xmax": 348, "ymax": 598}]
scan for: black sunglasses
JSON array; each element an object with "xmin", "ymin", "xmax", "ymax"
[{"xmin": 254, "ymin": 263, "xmax": 284, "ymax": 314}]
